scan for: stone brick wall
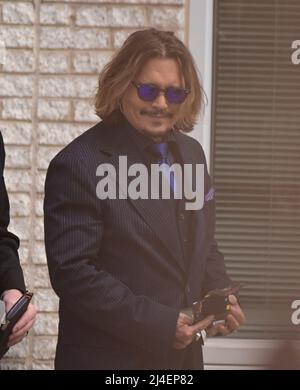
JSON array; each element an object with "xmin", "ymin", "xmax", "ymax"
[{"xmin": 0, "ymin": 0, "xmax": 187, "ymax": 369}]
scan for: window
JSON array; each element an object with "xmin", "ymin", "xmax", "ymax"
[{"xmin": 211, "ymin": 0, "xmax": 300, "ymax": 339}]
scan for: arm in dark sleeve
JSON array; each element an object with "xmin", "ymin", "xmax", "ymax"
[
  {"xmin": 197, "ymin": 142, "xmax": 231, "ymax": 294},
  {"xmin": 0, "ymin": 132, "xmax": 26, "ymax": 295},
  {"xmin": 44, "ymin": 151, "xmax": 179, "ymax": 357},
  {"xmin": 202, "ymin": 238, "xmax": 231, "ymax": 294}
]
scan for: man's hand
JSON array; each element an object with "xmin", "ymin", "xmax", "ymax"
[
  {"xmin": 173, "ymin": 311, "xmax": 214, "ymax": 350},
  {"xmin": 206, "ymin": 294, "xmax": 245, "ymax": 337},
  {"xmin": 2, "ymin": 289, "xmax": 37, "ymax": 347}
]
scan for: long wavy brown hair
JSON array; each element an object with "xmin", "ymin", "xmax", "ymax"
[{"xmin": 94, "ymin": 28, "xmax": 204, "ymax": 132}]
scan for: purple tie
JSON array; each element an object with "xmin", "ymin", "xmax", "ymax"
[{"xmin": 149, "ymin": 142, "xmax": 176, "ymax": 193}]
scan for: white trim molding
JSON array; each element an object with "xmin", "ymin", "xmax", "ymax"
[
  {"xmin": 203, "ymin": 338, "xmax": 300, "ymax": 369},
  {"xmin": 188, "ymin": 0, "xmax": 214, "ymax": 172}
]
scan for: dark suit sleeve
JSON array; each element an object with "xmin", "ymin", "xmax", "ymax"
[
  {"xmin": 44, "ymin": 151, "xmax": 179, "ymax": 357},
  {"xmin": 197, "ymin": 142, "xmax": 231, "ymax": 294},
  {"xmin": 0, "ymin": 132, "xmax": 26, "ymax": 295},
  {"xmin": 202, "ymin": 238, "xmax": 231, "ymax": 294}
]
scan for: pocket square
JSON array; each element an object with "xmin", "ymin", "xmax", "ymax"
[{"xmin": 205, "ymin": 187, "xmax": 215, "ymax": 202}]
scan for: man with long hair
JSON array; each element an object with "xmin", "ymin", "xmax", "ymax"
[
  {"xmin": 44, "ymin": 29, "xmax": 245, "ymax": 369},
  {"xmin": 0, "ymin": 132, "xmax": 36, "ymax": 352}
]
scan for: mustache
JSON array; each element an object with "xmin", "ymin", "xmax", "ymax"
[{"xmin": 140, "ymin": 109, "xmax": 173, "ymax": 118}]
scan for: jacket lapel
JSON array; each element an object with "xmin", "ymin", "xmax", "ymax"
[{"xmin": 96, "ymin": 122, "xmax": 185, "ymax": 271}]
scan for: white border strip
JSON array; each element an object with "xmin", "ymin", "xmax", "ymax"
[{"xmin": 188, "ymin": 0, "xmax": 214, "ymax": 172}]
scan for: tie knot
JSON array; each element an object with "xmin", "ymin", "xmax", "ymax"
[{"xmin": 148, "ymin": 142, "xmax": 169, "ymax": 163}]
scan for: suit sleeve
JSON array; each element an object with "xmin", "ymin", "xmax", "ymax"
[
  {"xmin": 202, "ymin": 237, "xmax": 232, "ymax": 294},
  {"xmin": 196, "ymin": 142, "xmax": 231, "ymax": 294},
  {"xmin": 0, "ymin": 132, "xmax": 26, "ymax": 295},
  {"xmin": 44, "ymin": 151, "xmax": 179, "ymax": 357}
]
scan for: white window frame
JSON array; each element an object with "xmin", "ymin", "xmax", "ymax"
[
  {"xmin": 187, "ymin": 0, "xmax": 214, "ymax": 173},
  {"xmin": 187, "ymin": 0, "xmax": 300, "ymax": 369}
]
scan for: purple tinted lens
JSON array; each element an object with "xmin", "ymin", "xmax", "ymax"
[
  {"xmin": 138, "ymin": 84, "xmax": 158, "ymax": 101},
  {"xmin": 166, "ymin": 87, "xmax": 187, "ymax": 104}
]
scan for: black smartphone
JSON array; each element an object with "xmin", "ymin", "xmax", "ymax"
[{"xmin": 192, "ymin": 283, "xmax": 243, "ymax": 322}]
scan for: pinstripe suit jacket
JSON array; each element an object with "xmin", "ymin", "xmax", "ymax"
[
  {"xmin": 0, "ymin": 132, "xmax": 25, "ymax": 295},
  {"xmin": 44, "ymin": 119, "xmax": 230, "ymax": 369}
]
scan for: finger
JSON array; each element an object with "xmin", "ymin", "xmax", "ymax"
[
  {"xmin": 10, "ymin": 320, "xmax": 34, "ymax": 338},
  {"xmin": 12, "ymin": 304, "xmax": 36, "ymax": 333},
  {"xmin": 2, "ymin": 290, "xmax": 23, "ymax": 312},
  {"xmin": 7, "ymin": 335, "xmax": 25, "ymax": 347},
  {"xmin": 228, "ymin": 295, "xmax": 245, "ymax": 324},
  {"xmin": 206, "ymin": 324, "xmax": 220, "ymax": 337},
  {"xmin": 229, "ymin": 304, "xmax": 246, "ymax": 325},
  {"xmin": 190, "ymin": 315, "xmax": 215, "ymax": 334},
  {"xmin": 216, "ymin": 324, "xmax": 230, "ymax": 336},
  {"xmin": 9, "ymin": 318, "xmax": 35, "ymax": 341},
  {"xmin": 228, "ymin": 294, "xmax": 238, "ymax": 305},
  {"xmin": 226, "ymin": 314, "xmax": 240, "ymax": 332},
  {"xmin": 12, "ymin": 304, "xmax": 37, "ymax": 333},
  {"xmin": 174, "ymin": 315, "xmax": 215, "ymax": 349}
]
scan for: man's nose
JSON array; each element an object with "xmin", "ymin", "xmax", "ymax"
[{"xmin": 152, "ymin": 91, "xmax": 168, "ymax": 109}]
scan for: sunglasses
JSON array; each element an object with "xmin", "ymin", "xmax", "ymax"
[{"xmin": 132, "ymin": 82, "xmax": 189, "ymax": 104}]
